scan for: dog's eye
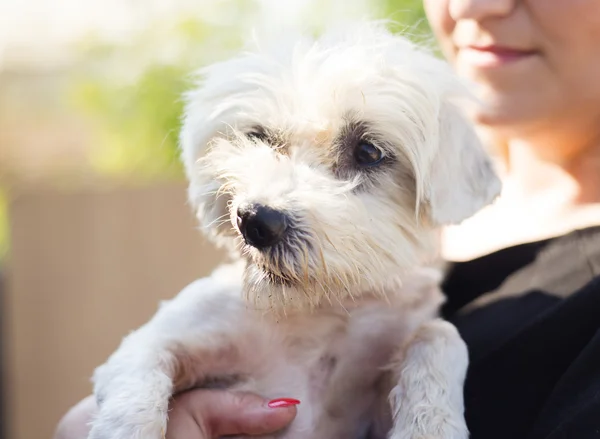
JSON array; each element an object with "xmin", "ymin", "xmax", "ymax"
[
  {"xmin": 246, "ymin": 127, "xmax": 269, "ymax": 142},
  {"xmin": 354, "ymin": 141, "xmax": 384, "ymax": 166}
]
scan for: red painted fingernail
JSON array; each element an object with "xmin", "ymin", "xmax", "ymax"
[{"xmin": 267, "ymin": 398, "xmax": 301, "ymax": 408}]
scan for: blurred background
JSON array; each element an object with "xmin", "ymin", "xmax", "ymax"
[{"xmin": 0, "ymin": 1, "xmax": 432, "ymax": 438}]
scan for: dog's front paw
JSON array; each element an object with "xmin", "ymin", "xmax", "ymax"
[
  {"xmin": 88, "ymin": 414, "xmax": 166, "ymax": 439},
  {"xmin": 87, "ymin": 397, "xmax": 168, "ymax": 439},
  {"xmin": 388, "ymin": 320, "xmax": 470, "ymax": 439},
  {"xmin": 388, "ymin": 378, "xmax": 469, "ymax": 439},
  {"xmin": 387, "ymin": 407, "xmax": 469, "ymax": 439}
]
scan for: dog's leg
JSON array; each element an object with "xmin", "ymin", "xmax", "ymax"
[
  {"xmin": 387, "ymin": 319, "xmax": 469, "ymax": 439},
  {"xmin": 87, "ymin": 265, "xmax": 257, "ymax": 439}
]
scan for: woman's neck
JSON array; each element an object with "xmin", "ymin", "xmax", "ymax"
[
  {"xmin": 441, "ymin": 131, "xmax": 600, "ymax": 261},
  {"xmin": 505, "ymin": 133, "xmax": 600, "ymax": 206}
]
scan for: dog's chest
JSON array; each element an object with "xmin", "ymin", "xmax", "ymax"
[
  {"xmin": 278, "ymin": 302, "xmax": 408, "ymax": 380},
  {"xmin": 234, "ymin": 302, "xmax": 420, "ymax": 439}
]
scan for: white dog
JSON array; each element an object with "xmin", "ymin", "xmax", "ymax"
[{"xmin": 88, "ymin": 23, "xmax": 500, "ymax": 439}]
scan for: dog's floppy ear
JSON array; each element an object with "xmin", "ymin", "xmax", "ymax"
[
  {"xmin": 424, "ymin": 101, "xmax": 501, "ymax": 225},
  {"xmin": 179, "ymin": 73, "xmax": 236, "ymax": 244}
]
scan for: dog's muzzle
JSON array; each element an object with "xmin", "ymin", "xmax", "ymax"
[{"xmin": 237, "ymin": 203, "xmax": 288, "ymax": 249}]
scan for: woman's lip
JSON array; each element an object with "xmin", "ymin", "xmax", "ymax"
[{"xmin": 458, "ymin": 45, "xmax": 538, "ymax": 67}]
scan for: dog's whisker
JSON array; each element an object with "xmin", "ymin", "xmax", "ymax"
[
  {"xmin": 280, "ymin": 285, "xmax": 289, "ymax": 316},
  {"xmin": 322, "ymin": 232, "xmax": 338, "ymax": 253},
  {"xmin": 309, "ymin": 237, "xmax": 330, "ymax": 281},
  {"xmin": 301, "ymin": 246, "xmax": 310, "ymax": 286},
  {"xmin": 336, "ymin": 271, "xmax": 354, "ymax": 301},
  {"xmin": 324, "ymin": 281, "xmax": 347, "ymax": 313},
  {"xmin": 204, "ymin": 212, "xmax": 231, "ymax": 229}
]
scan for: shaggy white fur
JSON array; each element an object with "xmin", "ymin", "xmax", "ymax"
[{"xmin": 87, "ymin": 22, "xmax": 501, "ymax": 439}]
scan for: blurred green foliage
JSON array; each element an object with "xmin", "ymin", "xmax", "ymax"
[
  {"xmin": 71, "ymin": 5, "xmax": 251, "ymax": 182},
  {"xmin": 380, "ymin": 0, "xmax": 431, "ymax": 39},
  {"xmin": 71, "ymin": 0, "xmax": 433, "ymax": 183},
  {"xmin": 74, "ymin": 64, "xmax": 189, "ymax": 180}
]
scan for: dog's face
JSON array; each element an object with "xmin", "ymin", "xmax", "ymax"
[{"xmin": 180, "ymin": 24, "xmax": 501, "ymax": 309}]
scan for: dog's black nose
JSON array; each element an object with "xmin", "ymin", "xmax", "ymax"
[{"xmin": 237, "ymin": 203, "xmax": 288, "ymax": 249}]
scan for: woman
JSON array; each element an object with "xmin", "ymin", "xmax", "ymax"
[
  {"xmin": 56, "ymin": 1, "xmax": 600, "ymax": 438},
  {"xmin": 427, "ymin": 2, "xmax": 600, "ymax": 438}
]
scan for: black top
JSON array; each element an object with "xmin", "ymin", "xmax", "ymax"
[{"xmin": 442, "ymin": 226, "xmax": 600, "ymax": 439}]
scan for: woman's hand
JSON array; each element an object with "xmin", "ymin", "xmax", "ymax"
[{"xmin": 54, "ymin": 390, "xmax": 298, "ymax": 439}]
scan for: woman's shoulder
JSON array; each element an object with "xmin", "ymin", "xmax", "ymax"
[
  {"xmin": 441, "ymin": 224, "xmax": 600, "ymax": 316},
  {"xmin": 441, "ymin": 195, "xmax": 600, "ymax": 262}
]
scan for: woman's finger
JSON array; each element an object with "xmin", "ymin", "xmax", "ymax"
[{"xmin": 166, "ymin": 389, "xmax": 298, "ymax": 439}]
